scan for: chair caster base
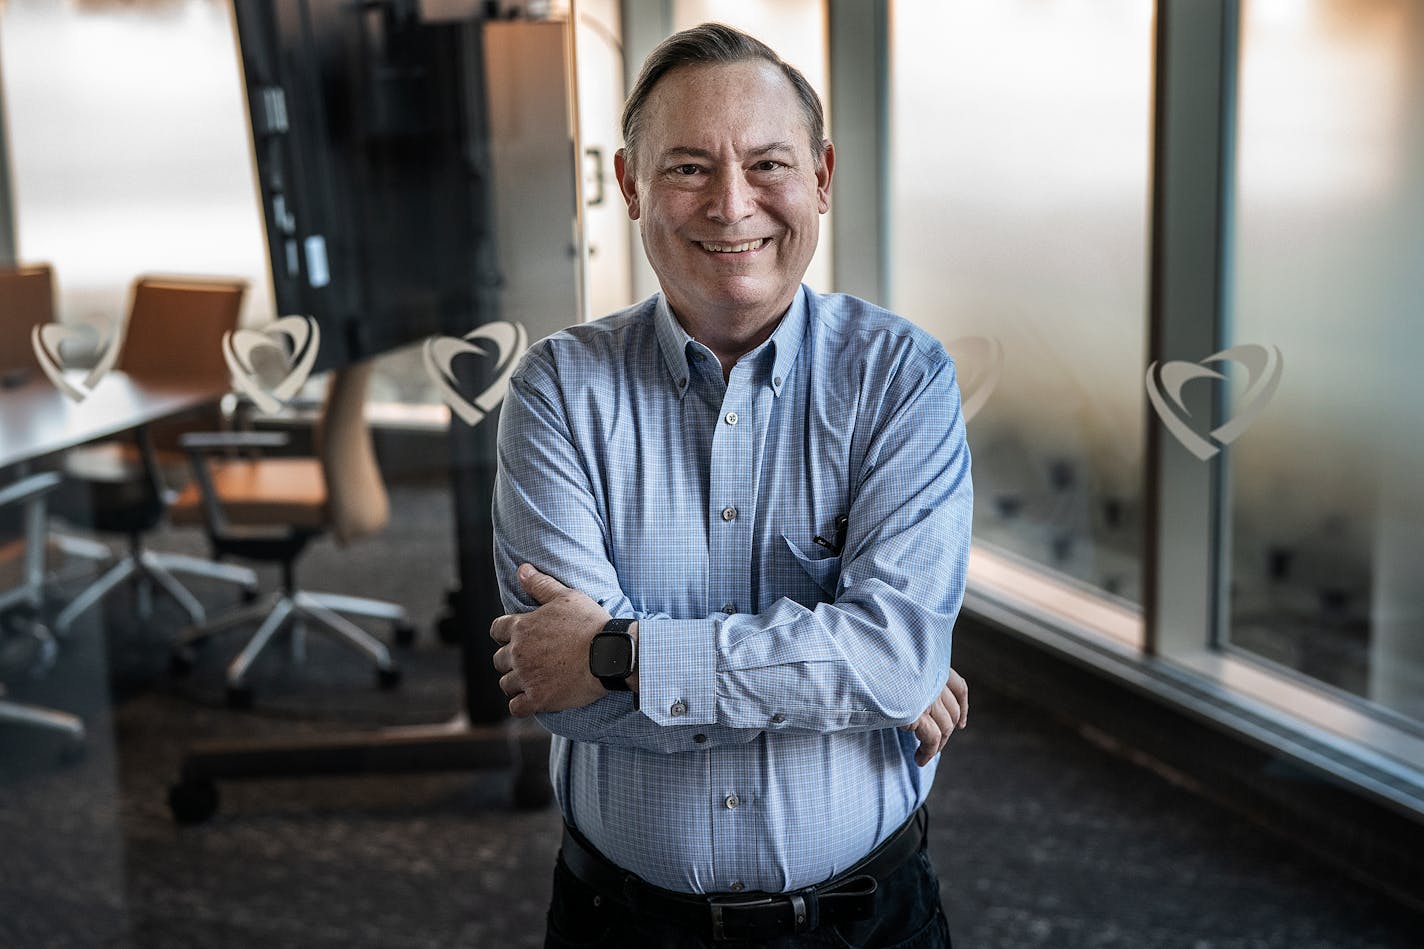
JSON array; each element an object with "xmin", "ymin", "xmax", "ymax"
[
  {"xmin": 393, "ymin": 623, "xmax": 417, "ymax": 647},
  {"xmin": 240, "ymin": 586, "xmax": 261, "ymax": 604},
  {"xmin": 226, "ymin": 684, "xmax": 255, "ymax": 709},
  {"xmin": 168, "ymin": 779, "xmax": 219, "ymax": 825},
  {"xmin": 377, "ymin": 666, "xmax": 402, "ymax": 690}
]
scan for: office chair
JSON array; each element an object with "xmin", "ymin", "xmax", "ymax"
[
  {"xmin": 0, "ymin": 472, "xmax": 86, "ymax": 745},
  {"xmin": 168, "ymin": 359, "xmax": 411, "ymax": 708},
  {"xmin": 53, "ymin": 276, "xmax": 259, "ymax": 636},
  {"xmin": 0, "ymin": 263, "xmax": 55, "ymax": 381}
]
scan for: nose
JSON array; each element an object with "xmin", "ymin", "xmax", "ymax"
[{"xmin": 706, "ymin": 168, "xmax": 755, "ymax": 224}]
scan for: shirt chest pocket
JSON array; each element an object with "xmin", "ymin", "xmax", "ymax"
[{"xmin": 781, "ymin": 534, "xmax": 842, "ymax": 602}]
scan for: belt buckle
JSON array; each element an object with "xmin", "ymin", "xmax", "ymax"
[{"xmin": 708, "ymin": 894, "xmax": 777, "ymax": 942}]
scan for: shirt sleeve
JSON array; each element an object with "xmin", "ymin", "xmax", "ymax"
[
  {"xmin": 495, "ymin": 335, "xmax": 973, "ymax": 744},
  {"xmin": 493, "ymin": 343, "xmax": 763, "ymax": 753},
  {"xmin": 637, "ymin": 350, "xmax": 972, "ymax": 734}
]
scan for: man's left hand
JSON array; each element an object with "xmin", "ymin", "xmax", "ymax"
[
  {"xmin": 490, "ymin": 564, "xmax": 611, "ymax": 717},
  {"xmin": 903, "ymin": 667, "xmax": 969, "ymax": 767}
]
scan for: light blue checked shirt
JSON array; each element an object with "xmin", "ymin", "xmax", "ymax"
[{"xmin": 493, "ymin": 285, "xmax": 972, "ymax": 894}]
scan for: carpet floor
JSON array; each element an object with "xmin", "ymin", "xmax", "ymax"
[{"xmin": 2, "ymin": 478, "xmax": 1420, "ymax": 948}]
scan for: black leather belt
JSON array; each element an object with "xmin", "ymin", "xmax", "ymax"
[{"xmin": 559, "ymin": 805, "xmax": 928, "ymax": 943}]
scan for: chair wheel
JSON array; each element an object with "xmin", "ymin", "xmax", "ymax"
[
  {"xmin": 226, "ymin": 684, "xmax": 255, "ymax": 709},
  {"xmin": 377, "ymin": 666, "xmax": 402, "ymax": 690},
  {"xmin": 169, "ymin": 647, "xmax": 195, "ymax": 677},
  {"xmin": 168, "ymin": 779, "xmax": 219, "ymax": 824},
  {"xmin": 393, "ymin": 623, "xmax": 417, "ymax": 647}
]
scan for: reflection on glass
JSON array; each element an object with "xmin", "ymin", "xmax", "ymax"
[
  {"xmin": 889, "ymin": 0, "xmax": 1153, "ymax": 603},
  {"xmin": 1229, "ymin": 0, "xmax": 1424, "ymax": 723}
]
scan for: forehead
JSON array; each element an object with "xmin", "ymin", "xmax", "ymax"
[{"xmin": 641, "ymin": 60, "xmax": 810, "ymax": 154}]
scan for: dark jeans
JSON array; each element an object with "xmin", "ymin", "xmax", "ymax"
[{"xmin": 545, "ymin": 845, "xmax": 952, "ymax": 949}]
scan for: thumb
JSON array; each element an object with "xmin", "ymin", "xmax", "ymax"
[{"xmin": 518, "ymin": 563, "xmax": 568, "ymax": 604}]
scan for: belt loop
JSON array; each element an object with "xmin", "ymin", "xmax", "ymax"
[{"xmin": 797, "ymin": 888, "xmax": 820, "ymax": 932}]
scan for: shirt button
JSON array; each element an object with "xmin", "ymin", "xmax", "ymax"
[
  {"xmin": 773, "ymin": 376, "xmax": 782, "ymax": 387},
  {"xmin": 724, "ymin": 794, "xmax": 740, "ymax": 809},
  {"xmin": 694, "ymin": 733, "xmax": 707, "ymax": 744},
  {"xmin": 721, "ymin": 603, "xmax": 736, "ymax": 615},
  {"xmin": 724, "ymin": 411, "xmax": 739, "ymax": 426},
  {"xmin": 670, "ymin": 699, "xmax": 687, "ymax": 717},
  {"xmin": 730, "ymin": 882, "xmax": 745, "ymax": 893},
  {"xmin": 770, "ymin": 713, "xmax": 785, "ymax": 724},
  {"xmin": 721, "ymin": 506, "xmax": 737, "ymax": 522}
]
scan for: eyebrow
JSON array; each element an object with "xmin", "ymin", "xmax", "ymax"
[{"xmin": 658, "ymin": 142, "xmax": 798, "ymax": 163}]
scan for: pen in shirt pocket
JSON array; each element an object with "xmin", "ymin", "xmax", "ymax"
[{"xmin": 812, "ymin": 514, "xmax": 849, "ymax": 555}]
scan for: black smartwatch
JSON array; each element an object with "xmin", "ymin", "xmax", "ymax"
[{"xmin": 589, "ymin": 618, "xmax": 637, "ymax": 692}]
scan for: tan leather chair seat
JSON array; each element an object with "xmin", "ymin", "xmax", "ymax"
[{"xmin": 170, "ymin": 457, "xmax": 327, "ymax": 530}]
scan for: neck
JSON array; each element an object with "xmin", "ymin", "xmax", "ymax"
[{"xmin": 673, "ymin": 299, "xmax": 792, "ymax": 381}]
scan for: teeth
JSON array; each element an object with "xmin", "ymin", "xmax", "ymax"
[{"xmin": 700, "ymin": 239, "xmax": 766, "ymax": 253}]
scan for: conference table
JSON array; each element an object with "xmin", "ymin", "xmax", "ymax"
[{"xmin": 0, "ymin": 370, "xmax": 229, "ymax": 472}]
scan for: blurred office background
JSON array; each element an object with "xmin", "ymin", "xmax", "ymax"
[{"xmin": 1, "ymin": 0, "xmax": 1421, "ymax": 946}]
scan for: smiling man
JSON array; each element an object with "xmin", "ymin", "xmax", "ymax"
[{"xmin": 490, "ymin": 23, "xmax": 973, "ymax": 948}]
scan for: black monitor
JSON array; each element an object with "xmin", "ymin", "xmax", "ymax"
[{"xmin": 232, "ymin": 0, "xmax": 500, "ymax": 371}]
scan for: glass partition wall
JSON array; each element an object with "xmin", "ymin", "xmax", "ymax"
[
  {"xmin": 888, "ymin": 0, "xmax": 1423, "ymax": 806},
  {"xmin": 888, "ymin": 0, "xmax": 1153, "ymax": 630},
  {"xmin": 1228, "ymin": 0, "xmax": 1424, "ymax": 727}
]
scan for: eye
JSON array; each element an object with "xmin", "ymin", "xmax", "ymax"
[
  {"xmin": 672, "ymin": 164, "xmax": 702, "ymax": 176},
  {"xmin": 753, "ymin": 160, "xmax": 785, "ymax": 172}
]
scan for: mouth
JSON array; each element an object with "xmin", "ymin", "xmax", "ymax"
[{"xmin": 696, "ymin": 238, "xmax": 769, "ymax": 254}]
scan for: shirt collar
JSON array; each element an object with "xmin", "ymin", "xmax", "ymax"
[{"xmin": 653, "ymin": 286, "xmax": 810, "ymax": 399}]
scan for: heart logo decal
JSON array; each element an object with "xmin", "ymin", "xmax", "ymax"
[
  {"xmin": 423, "ymin": 321, "xmax": 528, "ymax": 426},
  {"xmin": 1145, "ymin": 343, "xmax": 1283, "ymax": 461},
  {"xmin": 222, "ymin": 315, "xmax": 321, "ymax": 414},
  {"xmin": 30, "ymin": 316, "xmax": 121, "ymax": 402},
  {"xmin": 945, "ymin": 336, "xmax": 1003, "ymax": 423}
]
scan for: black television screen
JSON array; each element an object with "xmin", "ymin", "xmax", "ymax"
[{"xmin": 232, "ymin": 0, "xmax": 499, "ymax": 371}]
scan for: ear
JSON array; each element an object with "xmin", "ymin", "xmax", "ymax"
[
  {"xmin": 815, "ymin": 141, "xmax": 835, "ymax": 215},
  {"xmin": 614, "ymin": 148, "xmax": 641, "ymax": 220}
]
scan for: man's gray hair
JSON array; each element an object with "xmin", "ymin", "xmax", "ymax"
[{"xmin": 621, "ymin": 22, "xmax": 827, "ymax": 169}]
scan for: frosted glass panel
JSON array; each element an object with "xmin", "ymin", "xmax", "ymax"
[
  {"xmin": 1228, "ymin": 0, "xmax": 1424, "ymax": 722},
  {"xmin": 889, "ymin": 0, "xmax": 1153, "ymax": 602},
  {"xmin": 1, "ymin": 0, "xmax": 272, "ymax": 330}
]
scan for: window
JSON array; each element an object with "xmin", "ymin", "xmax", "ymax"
[
  {"xmin": 1228, "ymin": 0, "xmax": 1424, "ymax": 725},
  {"xmin": 889, "ymin": 0, "xmax": 1154, "ymax": 611}
]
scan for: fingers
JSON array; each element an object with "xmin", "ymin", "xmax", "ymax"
[
  {"xmin": 929, "ymin": 687, "xmax": 956, "ymax": 757},
  {"xmin": 499, "ymin": 669, "xmax": 524, "ymax": 699},
  {"xmin": 518, "ymin": 563, "xmax": 569, "ymax": 605},
  {"xmin": 947, "ymin": 667, "xmax": 969, "ymax": 729},
  {"xmin": 912, "ymin": 713, "xmax": 943, "ymax": 767},
  {"xmin": 490, "ymin": 614, "xmax": 511, "ymax": 645}
]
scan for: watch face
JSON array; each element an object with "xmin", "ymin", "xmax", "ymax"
[{"xmin": 589, "ymin": 633, "xmax": 633, "ymax": 678}]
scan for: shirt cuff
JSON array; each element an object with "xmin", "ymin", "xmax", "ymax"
[{"xmin": 638, "ymin": 617, "xmax": 718, "ymax": 726}]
